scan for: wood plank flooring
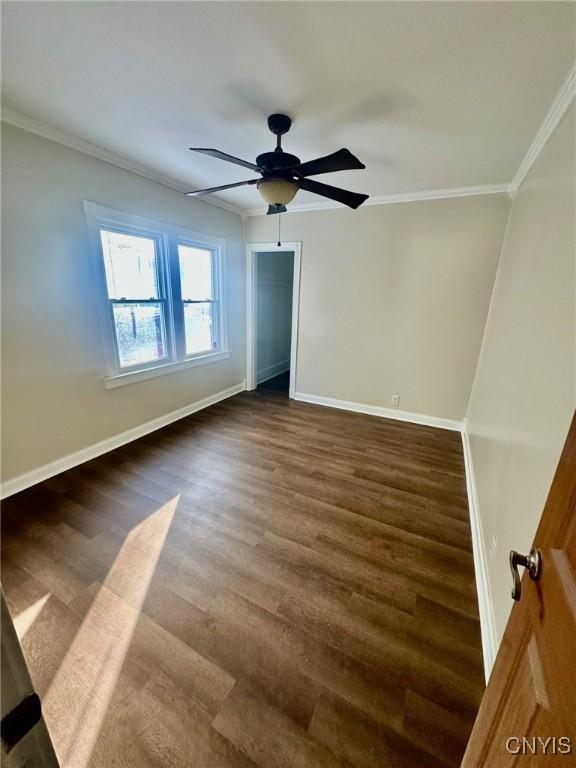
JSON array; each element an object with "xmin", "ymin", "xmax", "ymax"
[{"xmin": 1, "ymin": 391, "xmax": 484, "ymax": 768}]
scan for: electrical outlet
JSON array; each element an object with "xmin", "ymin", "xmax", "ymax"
[{"xmin": 391, "ymin": 394, "xmax": 400, "ymax": 408}]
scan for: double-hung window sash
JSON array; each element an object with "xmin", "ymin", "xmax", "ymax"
[
  {"xmin": 177, "ymin": 243, "xmax": 219, "ymax": 357},
  {"xmin": 100, "ymin": 228, "xmax": 171, "ymax": 370}
]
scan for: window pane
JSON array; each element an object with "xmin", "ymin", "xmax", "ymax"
[
  {"xmin": 178, "ymin": 245, "xmax": 213, "ymax": 301},
  {"xmin": 184, "ymin": 302, "xmax": 214, "ymax": 355},
  {"xmin": 101, "ymin": 229, "xmax": 159, "ymax": 299},
  {"xmin": 112, "ymin": 302, "xmax": 166, "ymax": 368}
]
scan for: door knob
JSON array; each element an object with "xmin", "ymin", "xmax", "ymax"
[{"xmin": 509, "ymin": 548, "xmax": 542, "ymax": 601}]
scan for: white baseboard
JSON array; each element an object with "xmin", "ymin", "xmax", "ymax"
[
  {"xmin": 461, "ymin": 420, "xmax": 498, "ymax": 681},
  {"xmin": 0, "ymin": 381, "xmax": 246, "ymax": 500},
  {"xmin": 293, "ymin": 391, "xmax": 462, "ymax": 431},
  {"xmin": 2, "ymin": 378, "xmax": 498, "ymax": 683},
  {"xmin": 256, "ymin": 360, "xmax": 290, "ymax": 385}
]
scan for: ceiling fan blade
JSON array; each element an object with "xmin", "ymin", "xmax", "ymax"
[
  {"xmin": 266, "ymin": 204, "xmax": 287, "ymax": 216},
  {"xmin": 189, "ymin": 148, "xmax": 260, "ymax": 172},
  {"xmin": 298, "ymin": 178, "xmax": 369, "ymax": 209},
  {"xmin": 186, "ymin": 179, "xmax": 258, "ymax": 196},
  {"xmin": 295, "ymin": 148, "xmax": 365, "ymax": 177}
]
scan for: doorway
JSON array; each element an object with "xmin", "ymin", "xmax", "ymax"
[{"xmin": 245, "ymin": 242, "xmax": 302, "ymax": 398}]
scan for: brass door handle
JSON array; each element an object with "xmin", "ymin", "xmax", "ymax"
[{"xmin": 509, "ymin": 548, "xmax": 542, "ymax": 601}]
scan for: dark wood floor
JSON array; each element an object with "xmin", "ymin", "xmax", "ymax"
[
  {"xmin": 1, "ymin": 391, "xmax": 484, "ymax": 768},
  {"xmin": 256, "ymin": 370, "xmax": 290, "ymax": 397}
]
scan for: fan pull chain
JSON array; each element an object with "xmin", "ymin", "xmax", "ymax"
[{"xmin": 277, "ymin": 212, "xmax": 282, "ymax": 247}]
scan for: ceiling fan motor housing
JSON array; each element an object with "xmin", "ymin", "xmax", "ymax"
[{"xmin": 256, "ymin": 151, "xmax": 301, "ymax": 175}]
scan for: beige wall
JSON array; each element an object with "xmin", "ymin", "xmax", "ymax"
[
  {"xmin": 1, "ymin": 124, "xmax": 244, "ymax": 484},
  {"xmin": 247, "ymin": 195, "xmax": 510, "ymax": 420},
  {"xmin": 256, "ymin": 251, "xmax": 294, "ymax": 383},
  {"xmin": 466, "ymin": 104, "xmax": 576, "ymax": 641}
]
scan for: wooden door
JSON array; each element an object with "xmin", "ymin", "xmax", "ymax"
[{"xmin": 462, "ymin": 412, "xmax": 576, "ymax": 766}]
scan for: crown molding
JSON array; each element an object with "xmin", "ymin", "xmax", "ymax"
[
  {"xmin": 0, "ymin": 109, "xmax": 509, "ymax": 217},
  {"xmin": 244, "ymin": 183, "xmax": 510, "ymax": 217},
  {"xmin": 509, "ymin": 62, "xmax": 576, "ymax": 196},
  {"xmin": 1, "ymin": 108, "xmax": 244, "ymax": 217},
  {"xmin": 5, "ymin": 56, "xmax": 575, "ymax": 220}
]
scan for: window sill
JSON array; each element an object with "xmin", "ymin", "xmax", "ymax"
[{"xmin": 104, "ymin": 349, "xmax": 231, "ymax": 389}]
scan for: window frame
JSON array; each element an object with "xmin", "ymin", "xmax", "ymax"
[
  {"xmin": 100, "ymin": 224, "xmax": 174, "ymax": 374},
  {"xmin": 84, "ymin": 201, "xmax": 229, "ymax": 389},
  {"xmin": 174, "ymin": 238, "xmax": 223, "ymax": 359}
]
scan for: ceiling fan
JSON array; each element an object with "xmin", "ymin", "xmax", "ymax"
[{"xmin": 186, "ymin": 114, "xmax": 369, "ymax": 215}]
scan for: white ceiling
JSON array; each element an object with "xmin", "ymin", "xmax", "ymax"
[{"xmin": 2, "ymin": 2, "xmax": 574, "ymax": 211}]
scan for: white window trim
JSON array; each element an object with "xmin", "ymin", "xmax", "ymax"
[
  {"xmin": 103, "ymin": 350, "xmax": 231, "ymax": 389},
  {"xmin": 83, "ymin": 201, "xmax": 229, "ymax": 388}
]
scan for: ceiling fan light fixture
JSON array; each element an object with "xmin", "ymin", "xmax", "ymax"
[{"xmin": 257, "ymin": 178, "xmax": 299, "ymax": 206}]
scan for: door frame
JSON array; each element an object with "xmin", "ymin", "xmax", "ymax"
[{"xmin": 245, "ymin": 241, "xmax": 302, "ymax": 398}]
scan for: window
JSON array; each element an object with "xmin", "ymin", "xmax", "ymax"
[
  {"xmin": 178, "ymin": 244, "xmax": 218, "ymax": 356},
  {"xmin": 101, "ymin": 229, "xmax": 168, "ymax": 368},
  {"xmin": 84, "ymin": 202, "xmax": 228, "ymax": 388}
]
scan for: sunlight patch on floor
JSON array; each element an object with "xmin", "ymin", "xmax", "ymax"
[
  {"xmin": 43, "ymin": 495, "xmax": 179, "ymax": 768},
  {"xmin": 13, "ymin": 592, "xmax": 51, "ymax": 640}
]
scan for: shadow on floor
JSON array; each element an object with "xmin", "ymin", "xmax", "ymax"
[{"xmin": 256, "ymin": 371, "xmax": 290, "ymax": 397}]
